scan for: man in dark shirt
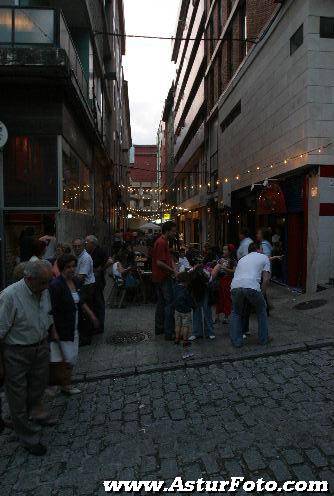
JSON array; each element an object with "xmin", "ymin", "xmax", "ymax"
[
  {"xmin": 152, "ymin": 221, "xmax": 177, "ymax": 340},
  {"xmin": 85, "ymin": 235, "xmax": 112, "ymax": 333}
]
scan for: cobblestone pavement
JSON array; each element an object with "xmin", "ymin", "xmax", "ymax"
[
  {"xmin": 1, "ymin": 348, "xmax": 333, "ymax": 495},
  {"xmin": 74, "ymin": 285, "xmax": 334, "ymax": 380}
]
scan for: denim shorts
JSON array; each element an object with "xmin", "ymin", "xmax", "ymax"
[{"xmin": 175, "ymin": 311, "xmax": 192, "ymax": 328}]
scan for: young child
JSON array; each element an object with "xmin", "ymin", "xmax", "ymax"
[
  {"xmin": 189, "ymin": 266, "xmax": 215, "ymax": 340},
  {"xmin": 173, "ymin": 272, "xmax": 196, "ymax": 354}
]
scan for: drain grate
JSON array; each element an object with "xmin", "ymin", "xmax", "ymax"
[
  {"xmin": 294, "ymin": 299, "xmax": 327, "ymax": 311},
  {"xmin": 106, "ymin": 331, "xmax": 151, "ymax": 345}
]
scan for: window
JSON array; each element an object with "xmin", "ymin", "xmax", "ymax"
[
  {"xmin": 15, "ymin": 9, "xmax": 54, "ymax": 44},
  {"xmin": 320, "ymin": 17, "xmax": 334, "ymax": 39},
  {"xmin": 209, "ymin": 17, "xmax": 214, "ymax": 56},
  {"xmin": 62, "ymin": 142, "xmax": 93, "ymax": 214},
  {"xmin": 290, "ymin": 24, "xmax": 303, "ymax": 55},
  {"xmin": 220, "ymin": 101, "xmax": 241, "ymax": 133},
  {"xmin": 0, "ymin": 9, "xmax": 12, "ymax": 43},
  {"xmin": 4, "ymin": 136, "xmax": 58, "ymax": 208},
  {"xmin": 226, "ymin": 30, "xmax": 233, "ymax": 81},
  {"xmin": 218, "ymin": 0, "xmax": 222, "ymax": 35},
  {"xmin": 239, "ymin": 2, "xmax": 247, "ymax": 58}
]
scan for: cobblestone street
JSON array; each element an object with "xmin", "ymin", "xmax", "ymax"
[
  {"xmin": 1, "ymin": 347, "xmax": 334, "ymax": 495},
  {"xmin": 73, "ymin": 284, "xmax": 334, "ymax": 381}
]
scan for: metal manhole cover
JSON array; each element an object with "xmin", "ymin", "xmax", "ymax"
[
  {"xmin": 294, "ymin": 299, "xmax": 327, "ymax": 310},
  {"xmin": 106, "ymin": 331, "xmax": 151, "ymax": 345}
]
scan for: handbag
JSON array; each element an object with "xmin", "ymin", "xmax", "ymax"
[
  {"xmin": 208, "ymin": 278, "xmax": 220, "ymax": 306},
  {"xmin": 49, "ymin": 341, "xmax": 71, "ymax": 387}
]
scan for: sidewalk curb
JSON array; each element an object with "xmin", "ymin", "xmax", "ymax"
[{"xmin": 72, "ymin": 339, "xmax": 334, "ymax": 384}]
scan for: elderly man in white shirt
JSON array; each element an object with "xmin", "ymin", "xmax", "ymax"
[
  {"xmin": 230, "ymin": 244, "xmax": 271, "ymax": 348},
  {"xmin": 72, "ymin": 238, "xmax": 95, "ymax": 285},
  {"xmin": 237, "ymin": 229, "xmax": 254, "ymax": 260},
  {"xmin": 0, "ymin": 260, "xmax": 54, "ymax": 456}
]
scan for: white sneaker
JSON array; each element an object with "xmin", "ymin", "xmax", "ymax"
[
  {"xmin": 208, "ymin": 335, "xmax": 216, "ymax": 340},
  {"xmin": 188, "ymin": 335, "xmax": 197, "ymax": 341},
  {"xmin": 62, "ymin": 386, "xmax": 81, "ymax": 395}
]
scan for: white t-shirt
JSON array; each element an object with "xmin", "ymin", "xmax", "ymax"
[
  {"xmin": 112, "ymin": 262, "xmax": 122, "ymax": 279},
  {"xmin": 76, "ymin": 250, "xmax": 95, "ymax": 285},
  {"xmin": 237, "ymin": 237, "xmax": 253, "ymax": 260},
  {"xmin": 231, "ymin": 252, "xmax": 271, "ymax": 292},
  {"xmin": 178, "ymin": 256, "xmax": 191, "ymax": 272}
]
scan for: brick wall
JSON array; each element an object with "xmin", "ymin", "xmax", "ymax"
[
  {"xmin": 246, "ymin": 0, "xmax": 278, "ymax": 41},
  {"xmin": 206, "ymin": 0, "xmax": 278, "ymax": 112}
]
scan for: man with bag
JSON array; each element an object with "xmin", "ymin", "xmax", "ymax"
[{"xmin": 0, "ymin": 260, "xmax": 55, "ymax": 456}]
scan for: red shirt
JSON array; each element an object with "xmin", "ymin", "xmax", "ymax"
[{"xmin": 152, "ymin": 235, "xmax": 173, "ymax": 283}]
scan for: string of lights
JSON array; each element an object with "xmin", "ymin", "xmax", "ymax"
[{"xmin": 121, "ymin": 143, "xmax": 332, "ymax": 193}]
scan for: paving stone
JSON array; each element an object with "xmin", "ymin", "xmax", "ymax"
[
  {"xmin": 305, "ymin": 448, "xmax": 329, "ymax": 468},
  {"xmin": 292, "ymin": 464, "xmax": 316, "ymax": 481},
  {"xmin": 243, "ymin": 448, "xmax": 267, "ymax": 471},
  {"xmin": 282, "ymin": 449, "xmax": 304, "ymax": 465},
  {"xmin": 269, "ymin": 459, "xmax": 292, "ymax": 481}
]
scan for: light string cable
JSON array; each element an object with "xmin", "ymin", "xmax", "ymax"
[{"xmin": 116, "ymin": 142, "xmax": 333, "ymax": 192}]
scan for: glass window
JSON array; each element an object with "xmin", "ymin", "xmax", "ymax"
[
  {"xmin": 0, "ymin": 9, "xmax": 12, "ymax": 43},
  {"xmin": 320, "ymin": 17, "xmax": 334, "ymax": 39},
  {"xmin": 4, "ymin": 135, "xmax": 58, "ymax": 208},
  {"xmin": 62, "ymin": 144, "xmax": 93, "ymax": 214},
  {"xmin": 290, "ymin": 25, "xmax": 303, "ymax": 55},
  {"xmin": 14, "ymin": 9, "xmax": 54, "ymax": 44}
]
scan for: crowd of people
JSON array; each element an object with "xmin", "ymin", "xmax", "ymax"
[
  {"xmin": 0, "ymin": 222, "xmax": 282, "ymax": 456},
  {"xmin": 152, "ymin": 222, "xmax": 283, "ymax": 354}
]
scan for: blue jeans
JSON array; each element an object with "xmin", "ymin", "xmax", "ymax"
[
  {"xmin": 155, "ymin": 278, "xmax": 175, "ymax": 337},
  {"xmin": 230, "ymin": 288, "xmax": 269, "ymax": 347},
  {"xmin": 192, "ymin": 292, "xmax": 214, "ymax": 337}
]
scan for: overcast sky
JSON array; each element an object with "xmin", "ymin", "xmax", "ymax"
[{"xmin": 123, "ymin": 0, "xmax": 180, "ymax": 145}]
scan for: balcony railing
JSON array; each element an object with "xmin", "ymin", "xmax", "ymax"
[{"xmin": 0, "ymin": 6, "xmax": 93, "ymax": 119}]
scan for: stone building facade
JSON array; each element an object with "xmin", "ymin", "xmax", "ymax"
[{"xmin": 0, "ymin": 0, "xmax": 131, "ymax": 285}]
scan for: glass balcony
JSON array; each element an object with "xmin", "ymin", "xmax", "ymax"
[{"xmin": 0, "ymin": 6, "xmax": 89, "ymax": 105}]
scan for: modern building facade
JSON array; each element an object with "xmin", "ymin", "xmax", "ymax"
[
  {"xmin": 208, "ymin": 0, "xmax": 334, "ymax": 292},
  {"xmin": 0, "ymin": 0, "xmax": 131, "ymax": 285},
  {"xmin": 128, "ymin": 144, "xmax": 159, "ymax": 228},
  {"xmin": 172, "ymin": 0, "xmax": 207, "ymax": 246},
  {"xmin": 163, "ymin": 0, "xmax": 334, "ymax": 292},
  {"xmin": 158, "ymin": 84, "xmax": 175, "ymax": 215}
]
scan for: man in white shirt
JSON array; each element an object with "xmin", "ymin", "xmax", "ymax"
[
  {"xmin": 230, "ymin": 244, "xmax": 271, "ymax": 347},
  {"xmin": 0, "ymin": 260, "xmax": 55, "ymax": 456},
  {"xmin": 72, "ymin": 239, "xmax": 95, "ymax": 285},
  {"xmin": 237, "ymin": 229, "xmax": 253, "ymax": 260}
]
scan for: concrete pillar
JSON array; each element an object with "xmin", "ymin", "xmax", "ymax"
[{"xmin": 306, "ymin": 173, "xmax": 320, "ymax": 294}]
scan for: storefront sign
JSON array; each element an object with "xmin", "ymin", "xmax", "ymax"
[
  {"xmin": 0, "ymin": 121, "xmax": 8, "ymax": 149},
  {"xmin": 163, "ymin": 213, "xmax": 171, "ymax": 220}
]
